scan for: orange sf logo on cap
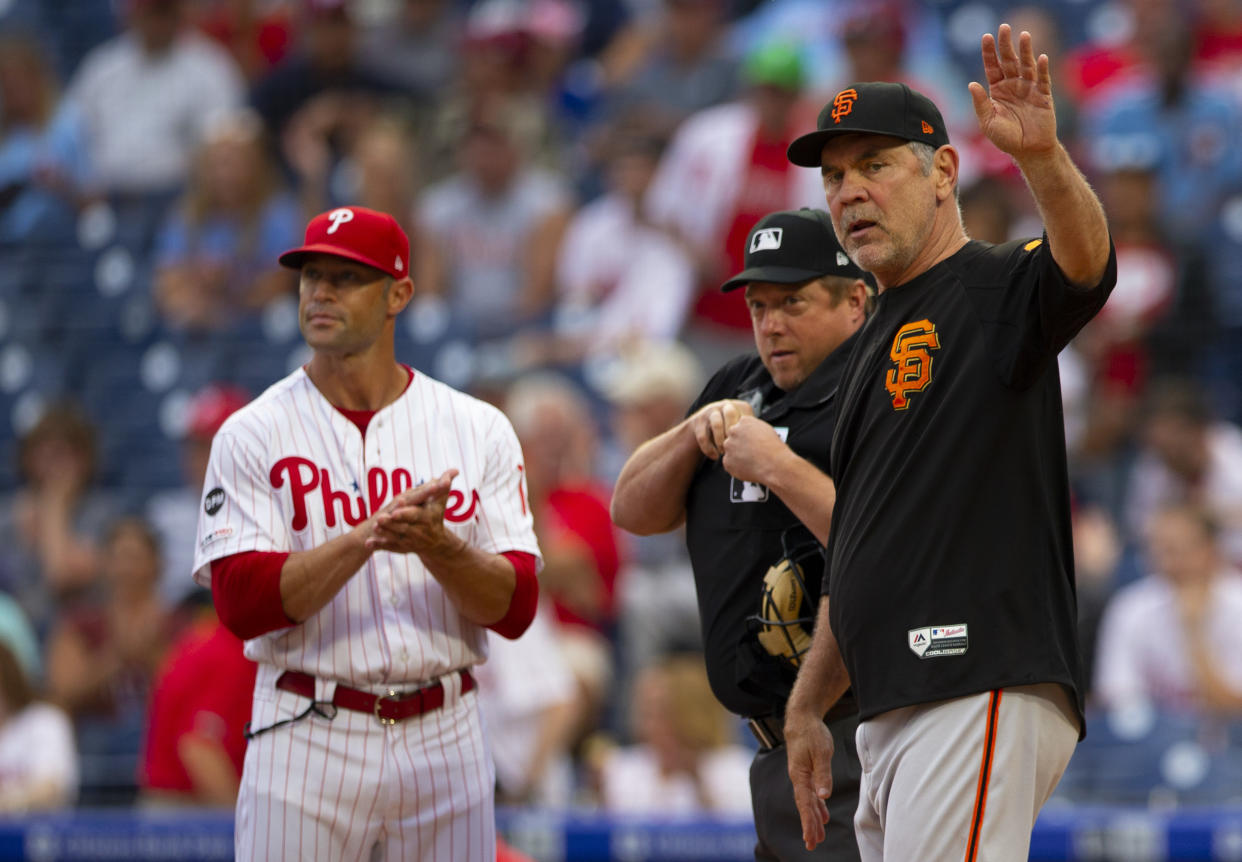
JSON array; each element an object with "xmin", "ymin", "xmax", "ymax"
[{"xmin": 831, "ymin": 88, "xmax": 858, "ymax": 124}]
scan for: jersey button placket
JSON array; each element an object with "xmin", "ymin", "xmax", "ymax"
[{"xmin": 363, "ymin": 425, "xmax": 400, "ymax": 671}]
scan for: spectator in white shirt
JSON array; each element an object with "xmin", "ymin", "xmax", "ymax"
[
  {"xmin": 65, "ymin": 0, "xmax": 244, "ymax": 196},
  {"xmin": 1125, "ymin": 378, "xmax": 1242, "ymax": 567},
  {"xmin": 551, "ymin": 129, "xmax": 694, "ymax": 363},
  {"xmin": 0, "ymin": 641, "xmax": 78, "ymax": 812},
  {"xmin": 593, "ymin": 652, "xmax": 752, "ymax": 816},
  {"xmin": 1095, "ymin": 504, "xmax": 1242, "ymax": 715}
]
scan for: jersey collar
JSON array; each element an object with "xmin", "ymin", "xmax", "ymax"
[{"xmin": 740, "ymin": 329, "xmax": 861, "ymax": 422}]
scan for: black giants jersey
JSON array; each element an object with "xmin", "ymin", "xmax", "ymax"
[
  {"xmin": 685, "ymin": 339, "xmax": 857, "ymax": 718},
  {"xmin": 825, "ymin": 238, "xmax": 1115, "ymax": 733}
]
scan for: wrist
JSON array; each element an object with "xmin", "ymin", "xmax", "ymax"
[
  {"xmin": 419, "ymin": 530, "xmax": 468, "ymax": 565},
  {"xmin": 348, "ymin": 524, "xmax": 377, "ymax": 559},
  {"xmin": 1012, "ymin": 142, "xmax": 1070, "ymax": 179},
  {"xmin": 783, "ymin": 702, "xmax": 824, "ymax": 733},
  {"xmin": 764, "ymin": 448, "xmax": 803, "ymax": 496}
]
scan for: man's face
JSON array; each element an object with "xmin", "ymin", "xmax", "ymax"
[
  {"xmin": 1145, "ymin": 413, "xmax": 1208, "ymax": 480},
  {"xmin": 130, "ymin": 0, "xmax": 183, "ymax": 53},
  {"xmin": 1147, "ymin": 509, "xmax": 1216, "ymax": 587},
  {"xmin": 745, "ymin": 278, "xmax": 862, "ymax": 391},
  {"xmin": 307, "ymin": 8, "xmax": 354, "ymax": 69},
  {"xmin": 298, "ymin": 254, "xmax": 392, "ymax": 355},
  {"xmin": 463, "ymin": 124, "xmax": 519, "ymax": 194},
  {"xmin": 819, "ymin": 134, "xmax": 939, "ymax": 282}
]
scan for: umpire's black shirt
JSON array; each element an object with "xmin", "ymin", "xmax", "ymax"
[
  {"xmin": 826, "ymin": 237, "xmax": 1116, "ymax": 735},
  {"xmin": 685, "ymin": 336, "xmax": 858, "ymax": 718}
]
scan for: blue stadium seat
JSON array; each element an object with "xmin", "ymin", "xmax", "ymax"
[
  {"xmin": 75, "ymin": 711, "xmax": 143, "ymax": 808},
  {"xmin": 28, "ymin": 0, "xmax": 120, "ymax": 83},
  {"xmin": 1058, "ymin": 707, "xmax": 1242, "ymax": 807}
]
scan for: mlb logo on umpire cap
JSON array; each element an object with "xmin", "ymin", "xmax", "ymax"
[
  {"xmin": 721, "ymin": 208, "xmax": 865, "ymax": 292},
  {"xmin": 278, "ymin": 205, "xmax": 410, "ymax": 280},
  {"xmin": 750, "ymin": 228, "xmax": 783, "ymax": 253}
]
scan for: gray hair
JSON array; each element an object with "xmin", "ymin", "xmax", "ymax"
[
  {"xmin": 503, "ymin": 371, "xmax": 594, "ymax": 439},
  {"xmin": 908, "ymin": 141, "xmax": 936, "ymax": 176},
  {"xmin": 909, "ymin": 140, "xmax": 960, "ymax": 205}
]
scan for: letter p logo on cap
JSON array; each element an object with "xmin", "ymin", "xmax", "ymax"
[{"xmin": 327, "ymin": 208, "xmax": 355, "ymax": 234}]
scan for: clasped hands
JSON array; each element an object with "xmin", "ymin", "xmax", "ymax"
[
  {"xmin": 689, "ymin": 399, "xmax": 787, "ymax": 486},
  {"xmin": 365, "ymin": 468, "xmax": 464, "ymax": 556}
]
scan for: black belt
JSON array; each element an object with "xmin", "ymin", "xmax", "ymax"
[{"xmin": 747, "ymin": 698, "xmax": 857, "ymax": 752}]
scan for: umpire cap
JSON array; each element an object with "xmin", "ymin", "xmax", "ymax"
[
  {"xmin": 720, "ymin": 208, "xmax": 864, "ymax": 292},
  {"xmin": 787, "ymin": 81, "xmax": 949, "ymax": 168}
]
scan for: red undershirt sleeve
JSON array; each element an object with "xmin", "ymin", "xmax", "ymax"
[
  {"xmin": 211, "ymin": 551, "xmax": 297, "ymax": 640},
  {"xmin": 213, "ymin": 548, "xmax": 537, "ymax": 641},
  {"xmin": 489, "ymin": 551, "xmax": 539, "ymax": 639}
]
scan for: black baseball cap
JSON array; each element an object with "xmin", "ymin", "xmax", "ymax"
[
  {"xmin": 720, "ymin": 208, "xmax": 864, "ymax": 292},
  {"xmin": 786, "ymin": 81, "xmax": 949, "ymax": 168}
]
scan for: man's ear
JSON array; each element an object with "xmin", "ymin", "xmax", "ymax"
[
  {"xmin": 849, "ymin": 279, "xmax": 871, "ymax": 318},
  {"xmin": 934, "ymin": 145, "xmax": 960, "ymax": 202},
  {"xmin": 388, "ymin": 276, "xmax": 414, "ymax": 316}
]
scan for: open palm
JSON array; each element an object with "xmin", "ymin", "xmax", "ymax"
[{"xmin": 969, "ymin": 23, "xmax": 1057, "ymax": 157}]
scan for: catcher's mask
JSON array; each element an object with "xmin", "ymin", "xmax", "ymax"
[{"xmin": 750, "ymin": 526, "xmax": 823, "ymax": 667}]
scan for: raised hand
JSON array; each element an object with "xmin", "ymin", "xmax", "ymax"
[{"xmin": 968, "ymin": 23, "xmax": 1057, "ymax": 158}]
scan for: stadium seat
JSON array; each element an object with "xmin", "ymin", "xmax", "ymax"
[{"xmin": 1058, "ymin": 707, "xmax": 1242, "ymax": 807}]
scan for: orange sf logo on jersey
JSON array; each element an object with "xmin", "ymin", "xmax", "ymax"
[
  {"xmin": 831, "ymin": 88, "xmax": 858, "ymax": 124},
  {"xmin": 885, "ymin": 320, "xmax": 941, "ymax": 410}
]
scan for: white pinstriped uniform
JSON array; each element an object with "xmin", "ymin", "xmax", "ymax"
[{"xmin": 192, "ymin": 367, "xmax": 541, "ymax": 862}]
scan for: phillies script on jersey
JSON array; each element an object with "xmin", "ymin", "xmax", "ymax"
[{"xmin": 268, "ymin": 456, "xmax": 481, "ymax": 530}]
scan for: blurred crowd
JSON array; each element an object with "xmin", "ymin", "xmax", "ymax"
[{"xmin": 1, "ymin": 0, "xmax": 1242, "ymax": 820}]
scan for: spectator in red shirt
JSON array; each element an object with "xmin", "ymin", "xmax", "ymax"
[
  {"xmin": 140, "ymin": 594, "xmax": 258, "ymax": 806},
  {"xmin": 504, "ymin": 372, "xmax": 620, "ymax": 633},
  {"xmin": 503, "ymin": 371, "xmax": 622, "ymax": 737}
]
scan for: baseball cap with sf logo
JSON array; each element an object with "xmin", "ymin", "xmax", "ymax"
[
  {"xmin": 720, "ymin": 208, "xmax": 865, "ymax": 292},
  {"xmin": 279, "ymin": 206, "xmax": 410, "ymax": 279},
  {"xmin": 786, "ymin": 81, "xmax": 949, "ymax": 168}
]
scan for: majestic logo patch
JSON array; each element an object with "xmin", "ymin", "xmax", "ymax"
[
  {"xmin": 326, "ymin": 208, "xmax": 354, "ymax": 234},
  {"xmin": 908, "ymin": 624, "xmax": 968, "ymax": 658},
  {"xmin": 885, "ymin": 319, "xmax": 941, "ymax": 410},
  {"xmin": 394, "ymin": 255, "xmax": 404, "ymax": 271},
  {"xmin": 836, "ymin": 251, "xmax": 850, "ymax": 267},
  {"xmin": 831, "ymin": 88, "xmax": 858, "ymax": 124},
  {"xmin": 750, "ymin": 228, "xmax": 783, "ymax": 253},
  {"xmin": 204, "ymin": 487, "xmax": 225, "ymax": 516},
  {"xmin": 921, "ymin": 120, "xmax": 934, "ymax": 135}
]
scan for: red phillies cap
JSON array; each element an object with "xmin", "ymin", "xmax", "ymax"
[
  {"xmin": 278, "ymin": 206, "xmax": 410, "ymax": 279},
  {"xmin": 185, "ymin": 384, "xmax": 250, "ymax": 439}
]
